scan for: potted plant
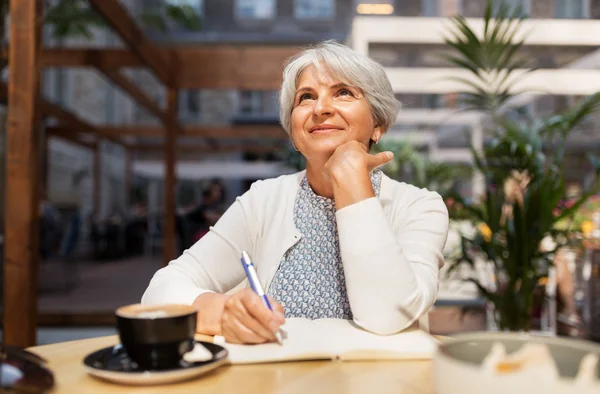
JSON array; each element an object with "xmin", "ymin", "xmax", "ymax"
[{"xmin": 443, "ymin": 0, "xmax": 600, "ymax": 331}]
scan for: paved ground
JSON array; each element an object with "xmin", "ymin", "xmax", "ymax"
[{"xmin": 38, "ymin": 255, "xmax": 162, "ymax": 313}]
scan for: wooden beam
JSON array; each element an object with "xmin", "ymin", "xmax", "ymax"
[
  {"xmin": 0, "ymin": 83, "xmax": 128, "ymax": 147},
  {"xmin": 42, "ymin": 48, "xmax": 142, "ymax": 68},
  {"xmin": 40, "ymin": 100, "xmax": 128, "ymax": 147},
  {"xmin": 47, "ymin": 126, "xmax": 97, "ymax": 150},
  {"xmin": 88, "ymin": 0, "xmax": 171, "ymax": 85},
  {"xmin": 4, "ymin": 0, "xmax": 42, "ymax": 347},
  {"xmin": 90, "ymin": 48, "xmax": 185, "ymax": 136},
  {"xmin": 36, "ymin": 46, "xmax": 302, "ymax": 89},
  {"xmin": 163, "ymin": 87, "xmax": 178, "ymax": 265},
  {"xmin": 86, "ymin": 125, "xmax": 287, "ymax": 139},
  {"xmin": 96, "ymin": 67, "xmax": 186, "ymax": 136},
  {"xmin": 175, "ymin": 46, "xmax": 300, "ymax": 89},
  {"xmin": 97, "ymin": 68, "xmax": 169, "ymax": 125},
  {"xmin": 133, "ymin": 144, "xmax": 285, "ymax": 154}
]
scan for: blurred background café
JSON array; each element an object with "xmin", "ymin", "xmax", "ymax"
[{"xmin": 2, "ymin": 0, "xmax": 600, "ymax": 349}]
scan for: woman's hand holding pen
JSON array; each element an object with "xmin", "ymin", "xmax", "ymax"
[{"xmin": 220, "ymin": 288, "xmax": 285, "ymax": 344}]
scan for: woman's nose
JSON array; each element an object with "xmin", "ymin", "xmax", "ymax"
[{"xmin": 313, "ymin": 94, "xmax": 335, "ymax": 117}]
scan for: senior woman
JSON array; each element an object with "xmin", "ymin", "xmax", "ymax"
[{"xmin": 142, "ymin": 41, "xmax": 449, "ymax": 344}]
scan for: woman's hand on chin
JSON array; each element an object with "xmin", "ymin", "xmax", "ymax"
[
  {"xmin": 324, "ymin": 140, "xmax": 393, "ymax": 181},
  {"xmin": 324, "ymin": 141, "xmax": 393, "ymax": 210},
  {"xmin": 324, "ymin": 141, "xmax": 394, "ymax": 182}
]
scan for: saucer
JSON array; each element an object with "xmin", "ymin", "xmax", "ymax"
[
  {"xmin": 0, "ymin": 348, "xmax": 54, "ymax": 393},
  {"xmin": 83, "ymin": 341, "xmax": 228, "ymax": 386}
]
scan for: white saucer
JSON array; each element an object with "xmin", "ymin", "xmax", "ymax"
[{"xmin": 83, "ymin": 342, "xmax": 228, "ymax": 386}]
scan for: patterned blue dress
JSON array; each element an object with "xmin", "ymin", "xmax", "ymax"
[{"xmin": 267, "ymin": 170, "xmax": 383, "ymax": 319}]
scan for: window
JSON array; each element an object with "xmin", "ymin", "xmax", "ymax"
[
  {"xmin": 238, "ymin": 91, "xmax": 278, "ymax": 115},
  {"xmin": 179, "ymin": 89, "xmax": 201, "ymax": 120},
  {"xmin": 295, "ymin": 0, "xmax": 334, "ymax": 19},
  {"xmin": 239, "ymin": 91, "xmax": 260, "ymax": 115},
  {"xmin": 423, "ymin": 94, "xmax": 443, "ymax": 109},
  {"xmin": 422, "ymin": 0, "xmax": 462, "ymax": 16},
  {"xmin": 236, "ymin": 0, "xmax": 275, "ymax": 19},
  {"xmin": 497, "ymin": 0, "xmax": 530, "ymax": 16},
  {"xmin": 421, "ymin": 0, "xmax": 438, "ymax": 16},
  {"xmin": 555, "ymin": 0, "xmax": 588, "ymax": 18},
  {"xmin": 165, "ymin": 0, "xmax": 204, "ymax": 16},
  {"xmin": 439, "ymin": 0, "xmax": 462, "ymax": 16}
]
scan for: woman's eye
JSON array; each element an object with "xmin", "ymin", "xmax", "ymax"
[
  {"xmin": 298, "ymin": 93, "xmax": 312, "ymax": 102},
  {"xmin": 338, "ymin": 89, "xmax": 352, "ymax": 96}
]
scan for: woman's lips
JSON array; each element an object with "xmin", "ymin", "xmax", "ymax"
[{"xmin": 310, "ymin": 128, "xmax": 342, "ymax": 134}]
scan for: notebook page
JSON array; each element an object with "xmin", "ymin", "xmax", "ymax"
[
  {"xmin": 313, "ymin": 319, "xmax": 439, "ymax": 361},
  {"xmin": 214, "ymin": 318, "xmax": 334, "ymax": 364}
]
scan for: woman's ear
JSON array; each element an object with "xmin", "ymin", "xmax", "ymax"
[{"xmin": 371, "ymin": 125, "xmax": 384, "ymax": 145}]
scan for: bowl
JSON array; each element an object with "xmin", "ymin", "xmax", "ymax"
[{"xmin": 434, "ymin": 332, "xmax": 600, "ymax": 394}]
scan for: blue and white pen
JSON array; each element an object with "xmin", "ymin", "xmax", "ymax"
[{"xmin": 240, "ymin": 251, "xmax": 284, "ymax": 345}]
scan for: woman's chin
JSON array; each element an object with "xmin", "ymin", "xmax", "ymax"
[
  {"xmin": 306, "ymin": 143, "xmax": 343, "ymax": 157},
  {"xmin": 306, "ymin": 136, "xmax": 349, "ymax": 152}
]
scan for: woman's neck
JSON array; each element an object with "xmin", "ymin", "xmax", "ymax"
[{"xmin": 305, "ymin": 161, "xmax": 334, "ymax": 199}]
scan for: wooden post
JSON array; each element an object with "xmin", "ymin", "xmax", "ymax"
[
  {"xmin": 163, "ymin": 87, "xmax": 178, "ymax": 265},
  {"xmin": 4, "ymin": 0, "xmax": 43, "ymax": 347},
  {"xmin": 93, "ymin": 143, "xmax": 101, "ymax": 217}
]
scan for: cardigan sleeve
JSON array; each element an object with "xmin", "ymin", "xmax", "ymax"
[
  {"xmin": 335, "ymin": 189, "xmax": 449, "ymax": 335},
  {"xmin": 141, "ymin": 188, "xmax": 259, "ymax": 306}
]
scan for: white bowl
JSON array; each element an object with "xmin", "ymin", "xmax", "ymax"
[{"xmin": 434, "ymin": 332, "xmax": 600, "ymax": 394}]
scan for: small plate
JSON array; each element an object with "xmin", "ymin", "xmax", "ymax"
[{"xmin": 83, "ymin": 341, "xmax": 228, "ymax": 386}]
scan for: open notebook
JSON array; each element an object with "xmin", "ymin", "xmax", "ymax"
[{"xmin": 214, "ymin": 318, "xmax": 439, "ymax": 364}]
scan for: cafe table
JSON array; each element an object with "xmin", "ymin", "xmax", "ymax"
[{"xmin": 28, "ymin": 334, "xmax": 435, "ymax": 394}]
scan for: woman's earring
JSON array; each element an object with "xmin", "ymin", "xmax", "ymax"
[{"xmin": 372, "ymin": 136, "xmax": 379, "ymax": 145}]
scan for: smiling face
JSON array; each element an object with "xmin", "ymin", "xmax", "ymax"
[{"xmin": 290, "ymin": 64, "xmax": 383, "ymax": 162}]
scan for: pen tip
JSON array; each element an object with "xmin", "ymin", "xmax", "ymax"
[{"xmin": 275, "ymin": 331, "xmax": 284, "ymax": 346}]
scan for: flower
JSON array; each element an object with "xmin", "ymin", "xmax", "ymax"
[
  {"xmin": 479, "ymin": 223, "xmax": 492, "ymax": 242},
  {"xmin": 581, "ymin": 220, "xmax": 594, "ymax": 236}
]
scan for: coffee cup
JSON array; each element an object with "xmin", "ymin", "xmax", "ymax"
[{"xmin": 115, "ymin": 303, "xmax": 197, "ymax": 370}]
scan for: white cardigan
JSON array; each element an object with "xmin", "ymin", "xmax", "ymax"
[{"xmin": 142, "ymin": 171, "xmax": 449, "ymax": 335}]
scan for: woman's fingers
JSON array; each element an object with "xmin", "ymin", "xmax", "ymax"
[
  {"xmin": 241, "ymin": 290, "xmax": 284, "ymax": 334},
  {"xmin": 221, "ymin": 289, "xmax": 285, "ymax": 344},
  {"xmin": 267, "ymin": 296, "xmax": 285, "ymax": 317},
  {"xmin": 222, "ymin": 315, "xmax": 265, "ymax": 344},
  {"xmin": 367, "ymin": 151, "xmax": 394, "ymax": 171},
  {"xmin": 231, "ymin": 297, "xmax": 277, "ymax": 341}
]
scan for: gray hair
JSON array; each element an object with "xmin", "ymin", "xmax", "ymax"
[{"xmin": 279, "ymin": 40, "xmax": 400, "ymax": 136}]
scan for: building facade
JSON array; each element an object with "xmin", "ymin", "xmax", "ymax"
[{"xmin": 351, "ymin": 0, "xmax": 600, "ymax": 198}]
